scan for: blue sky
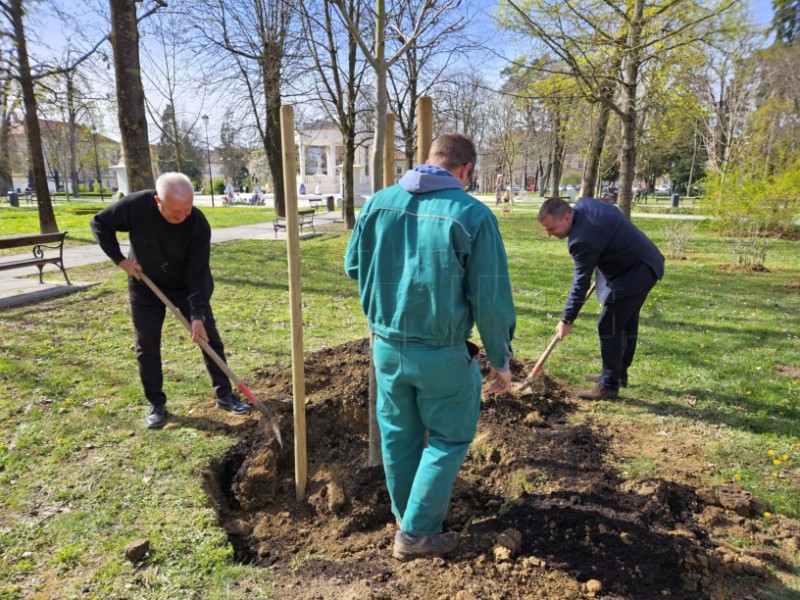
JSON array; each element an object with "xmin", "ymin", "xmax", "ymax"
[{"xmin": 29, "ymin": 0, "xmax": 779, "ymax": 143}]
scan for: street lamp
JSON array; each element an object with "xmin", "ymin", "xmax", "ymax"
[
  {"xmin": 90, "ymin": 123, "xmax": 106, "ymax": 202},
  {"xmin": 201, "ymin": 114, "xmax": 214, "ymax": 207}
]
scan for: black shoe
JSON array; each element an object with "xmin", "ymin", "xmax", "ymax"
[
  {"xmin": 585, "ymin": 374, "xmax": 628, "ymax": 388},
  {"xmin": 577, "ymin": 383, "xmax": 619, "ymax": 400},
  {"xmin": 145, "ymin": 405, "xmax": 166, "ymax": 429},
  {"xmin": 216, "ymin": 392, "xmax": 253, "ymax": 415}
]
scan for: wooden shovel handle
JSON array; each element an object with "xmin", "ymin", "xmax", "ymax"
[
  {"xmin": 138, "ymin": 273, "xmax": 242, "ymax": 386},
  {"xmin": 524, "ymin": 281, "xmax": 597, "ymax": 384}
]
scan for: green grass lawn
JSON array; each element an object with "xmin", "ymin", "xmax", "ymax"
[
  {"xmin": 0, "ymin": 204, "xmax": 274, "ymax": 255},
  {"xmin": 1, "ymin": 213, "xmax": 798, "ymax": 598}
]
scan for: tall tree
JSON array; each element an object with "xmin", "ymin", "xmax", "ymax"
[
  {"xmin": 196, "ymin": 0, "xmax": 295, "ymax": 216},
  {"xmin": 2, "ymin": 0, "xmax": 58, "ymax": 231},
  {"xmin": 141, "ymin": 8, "xmax": 208, "ymax": 181},
  {"xmin": 109, "ymin": 0, "xmax": 164, "ymax": 192},
  {"xmin": 154, "ymin": 103, "xmax": 202, "ymax": 179},
  {"xmin": 773, "ymin": 0, "xmax": 800, "ymax": 45},
  {"xmin": 0, "ymin": 44, "xmax": 20, "ymax": 193},
  {"xmin": 330, "ymin": 0, "xmax": 459, "ymax": 192},
  {"xmin": 502, "ymin": 0, "xmax": 737, "ymax": 216},
  {"xmin": 217, "ymin": 108, "xmax": 251, "ymax": 185},
  {"xmin": 385, "ymin": 0, "xmax": 466, "ymax": 170},
  {"xmin": 299, "ymin": 0, "xmax": 367, "ymax": 228}
]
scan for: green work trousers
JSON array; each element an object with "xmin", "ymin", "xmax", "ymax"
[{"xmin": 373, "ymin": 336, "xmax": 482, "ymax": 536}]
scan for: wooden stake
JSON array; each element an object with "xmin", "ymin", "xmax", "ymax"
[
  {"xmin": 383, "ymin": 113, "xmax": 395, "ymax": 190},
  {"xmin": 417, "ymin": 96, "xmax": 432, "ymax": 166},
  {"xmin": 280, "ymin": 105, "xmax": 307, "ymax": 502}
]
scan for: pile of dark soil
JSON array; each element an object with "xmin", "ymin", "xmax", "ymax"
[{"xmin": 201, "ymin": 339, "xmax": 799, "ymax": 600}]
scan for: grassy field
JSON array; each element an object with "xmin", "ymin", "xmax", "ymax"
[
  {"xmin": 0, "ymin": 204, "xmax": 274, "ymax": 254},
  {"xmin": 1, "ymin": 212, "xmax": 799, "ymax": 598}
]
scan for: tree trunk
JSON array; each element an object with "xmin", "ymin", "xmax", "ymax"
[
  {"xmin": 11, "ymin": 0, "xmax": 57, "ymax": 232},
  {"xmin": 551, "ymin": 108, "xmax": 565, "ymax": 195},
  {"xmin": 343, "ymin": 16, "xmax": 358, "ymax": 229},
  {"xmin": 67, "ymin": 75, "xmax": 80, "ymax": 198},
  {"xmin": 262, "ymin": 50, "xmax": 285, "ymax": 217},
  {"xmin": 581, "ymin": 89, "xmax": 613, "ymax": 199},
  {"xmin": 170, "ymin": 106, "xmax": 183, "ymax": 173},
  {"xmin": 617, "ymin": 0, "xmax": 644, "ymax": 218},
  {"xmin": 110, "ymin": 0, "xmax": 154, "ymax": 192},
  {"xmin": 540, "ymin": 161, "xmax": 551, "ymax": 197},
  {"xmin": 371, "ymin": 0, "xmax": 386, "ymax": 193}
]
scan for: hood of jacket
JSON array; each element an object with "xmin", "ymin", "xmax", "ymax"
[{"xmin": 398, "ymin": 164, "xmax": 464, "ymax": 194}]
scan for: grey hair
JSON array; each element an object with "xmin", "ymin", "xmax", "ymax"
[{"xmin": 156, "ymin": 172, "xmax": 194, "ymax": 202}]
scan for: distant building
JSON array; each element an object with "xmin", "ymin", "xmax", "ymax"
[
  {"xmin": 296, "ymin": 120, "xmax": 406, "ymax": 199},
  {"xmin": 7, "ymin": 117, "xmax": 121, "ymax": 194}
]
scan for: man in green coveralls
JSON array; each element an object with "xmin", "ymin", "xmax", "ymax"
[{"xmin": 345, "ymin": 133, "xmax": 516, "ymax": 560}]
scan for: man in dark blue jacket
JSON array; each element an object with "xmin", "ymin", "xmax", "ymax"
[{"xmin": 538, "ymin": 197, "xmax": 664, "ymax": 399}]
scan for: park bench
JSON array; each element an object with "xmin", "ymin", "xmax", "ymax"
[
  {"xmin": 0, "ymin": 231, "xmax": 71, "ymax": 285},
  {"xmin": 273, "ymin": 209, "xmax": 316, "ymax": 238},
  {"xmin": 308, "ymin": 197, "xmax": 324, "ymax": 211}
]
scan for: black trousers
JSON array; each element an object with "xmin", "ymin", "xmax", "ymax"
[
  {"xmin": 129, "ymin": 280, "xmax": 231, "ymax": 408},
  {"xmin": 597, "ymin": 287, "xmax": 652, "ymax": 391}
]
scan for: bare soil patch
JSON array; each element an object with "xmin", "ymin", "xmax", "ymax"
[
  {"xmin": 776, "ymin": 364, "xmax": 800, "ymax": 380},
  {"xmin": 201, "ymin": 340, "xmax": 800, "ymax": 599},
  {"xmin": 717, "ymin": 263, "xmax": 771, "ymax": 273},
  {"xmin": 783, "ymin": 280, "xmax": 800, "ymax": 294}
]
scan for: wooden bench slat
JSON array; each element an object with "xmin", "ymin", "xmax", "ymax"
[
  {"xmin": 0, "ymin": 231, "xmax": 66, "ymax": 249},
  {"xmin": 0, "ymin": 257, "xmax": 62, "ymax": 270}
]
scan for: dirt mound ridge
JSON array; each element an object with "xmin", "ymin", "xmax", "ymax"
[{"xmin": 203, "ymin": 339, "xmax": 797, "ymax": 600}]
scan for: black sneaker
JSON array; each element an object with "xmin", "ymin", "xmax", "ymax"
[
  {"xmin": 145, "ymin": 405, "xmax": 167, "ymax": 429},
  {"xmin": 216, "ymin": 392, "xmax": 253, "ymax": 415}
]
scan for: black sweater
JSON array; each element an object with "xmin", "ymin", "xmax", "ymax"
[{"xmin": 90, "ymin": 190, "xmax": 214, "ymax": 320}]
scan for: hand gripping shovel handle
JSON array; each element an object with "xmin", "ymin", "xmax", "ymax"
[
  {"xmin": 138, "ymin": 273, "xmax": 282, "ymax": 446},
  {"xmin": 520, "ymin": 282, "xmax": 597, "ymax": 391}
]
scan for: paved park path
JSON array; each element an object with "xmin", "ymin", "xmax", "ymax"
[
  {"xmin": 0, "ymin": 194, "xmax": 707, "ymax": 308},
  {"xmin": 0, "ymin": 206, "xmax": 344, "ymax": 308}
]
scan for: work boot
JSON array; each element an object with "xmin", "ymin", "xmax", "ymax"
[
  {"xmin": 585, "ymin": 374, "xmax": 628, "ymax": 388},
  {"xmin": 216, "ymin": 392, "xmax": 253, "ymax": 415},
  {"xmin": 392, "ymin": 531, "xmax": 459, "ymax": 561},
  {"xmin": 145, "ymin": 405, "xmax": 167, "ymax": 429},
  {"xmin": 577, "ymin": 383, "xmax": 619, "ymax": 400}
]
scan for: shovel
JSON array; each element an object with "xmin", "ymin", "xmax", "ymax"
[
  {"xmin": 516, "ymin": 282, "xmax": 596, "ymax": 393},
  {"xmin": 139, "ymin": 272, "xmax": 282, "ymax": 446}
]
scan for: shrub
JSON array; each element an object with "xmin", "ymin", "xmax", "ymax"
[{"xmin": 701, "ymin": 167, "xmax": 800, "ymax": 269}]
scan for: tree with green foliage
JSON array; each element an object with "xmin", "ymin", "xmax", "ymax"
[
  {"xmin": 217, "ymin": 108, "xmax": 251, "ymax": 185},
  {"xmin": 772, "ymin": 0, "xmax": 800, "ymax": 45},
  {"xmin": 500, "ymin": 0, "xmax": 737, "ymax": 217}
]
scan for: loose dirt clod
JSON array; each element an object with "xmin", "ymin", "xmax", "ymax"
[
  {"xmin": 124, "ymin": 539, "xmax": 150, "ymax": 564},
  {"xmin": 199, "ymin": 339, "xmax": 795, "ymax": 600}
]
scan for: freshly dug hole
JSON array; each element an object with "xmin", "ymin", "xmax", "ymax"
[{"xmin": 202, "ymin": 339, "xmax": 791, "ymax": 600}]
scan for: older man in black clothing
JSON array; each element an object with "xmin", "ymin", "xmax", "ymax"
[{"xmin": 91, "ymin": 172, "xmax": 252, "ymax": 428}]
